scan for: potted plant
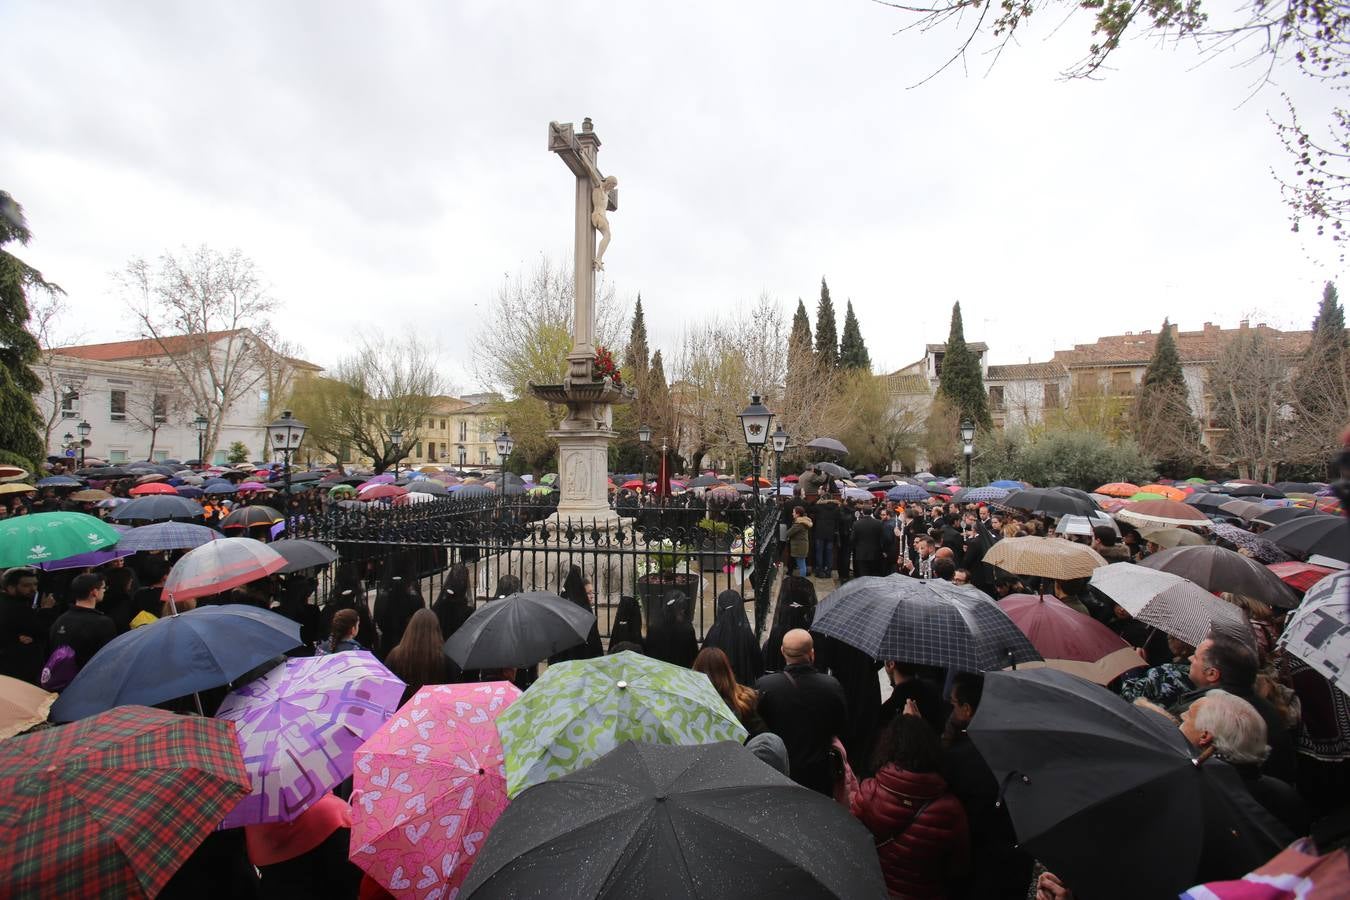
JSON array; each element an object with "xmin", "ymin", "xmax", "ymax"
[
  {"xmin": 694, "ymin": 517, "xmax": 735, "ymax": 571},
  {"xmin": 636, "ymin": 538, "xmax": 699, "ymax": 623}
]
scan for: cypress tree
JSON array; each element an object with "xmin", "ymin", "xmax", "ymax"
[
  {"xmin": 788, "ymin": 298, "xmax": 813, "ymax": 363},
  {"xmin": 815, "ymin": 278, "xmax": 839, "ymax": 369},
  {"xmin": 936, "ymin": 301, "xmax": 991, "ymax": 430},
  {"xmin": 0, "ymin": 191, "xmax": 52, "ymax": 470},
  {"xmin": 1310, "ymin": 281, "xmax": 1346, "ymax": 348},
  {"xmin": 1294, "ymin": 281, "xmax": 1348, "ymax": 455},
  {"xmin": 1142, "ymin": 318, "xmax": 1185, "ymax": 390},
  {"xmin": 1133, "ymin": 319, "xmax": 1201, "ymax": 473},
  {"xmin": 838, "ymin": 300, "xmax": 871, "ymax": 371},
  {"xmin": 623, "ymin": 294, "xmax": 650, "ymax": 378},
  {"xmin": 647, "ymin": 349, "xmax": 672, "ymax": 442}
]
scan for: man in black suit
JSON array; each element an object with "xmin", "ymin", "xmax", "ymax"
[
  {"xmin": 851, "ymin": 509, "xmax": 885, "ymax": 577},
  {"xmin": 755, "ymin": 629, "xmax": 848, "ymax": 795}
]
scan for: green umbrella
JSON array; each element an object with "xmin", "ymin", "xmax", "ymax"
[
  {"xmin": 1128, "ymin": 491, "xmax": 1167, "ymax": 501},
  {"xmin": 539, "ymin": 473, "xmax": 558, "ymax": 486},
  {"xmin": 328, "ymin": 484, "xmax": 356, "ymax": 498},
  {"xmin": 497, "ymin": 651, "xmax": 747, "ymax": 797},
  {"xmin": 1184, "ymin": 477, "xmax": 1208, "ymax": 484},
  {"xmin": 0, "ymin": 512, "xmax": 121, "ymax": 568}
]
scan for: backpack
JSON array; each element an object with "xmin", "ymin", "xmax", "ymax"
[{"xmin": 40, "ymin": 645, "xmax": 79, "ymax": 691}]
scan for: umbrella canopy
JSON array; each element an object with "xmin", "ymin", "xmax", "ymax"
[
  {"xmin": 1209, "ymin": 522, "xmax": 1293, "ymax": 564},
  {"xmin": 1219, "ymin": 499, "xmax": 1273, "ymax": 521},
  {"xmin": 885, "ymin": 483, "xmax": 930, "ymax": 503},
  {"xmin": 810, "ymin": 575, "xmax": 1042, "ymax": 672},
  {"xmin": 108, "ymin": 495, "xmax": 204, "ymax": 523},
  {"xmin": 686, "ymin": 474, "xmax": 720, "ymax": 488},
  {"xmin": 0, "ymin": 675, "xmax": 55, "ymax": 740},
  {"xmin": 497, "ymin": 651, "xmax": 748, "ymax": 797},
  {"xmin": 360, "ymin": 483, "xmax": 407, "ymax": 501},
  {"xmin": 1089, "ymin": 563, "xmax": 1249, "ymax": 646},
  {"xmin": 807, "ymin": 461, "xmax": 851, "ymax": 479},
  {"xmin": 1095, "ymin": 482, "xmax": 1141, "ymax": 498},
  {"xmin": 1229, "ymin": 484, "xmax": 1285, "ymax": 499},
  {"xmin": 1137, "ymin": 483, "xmax": 1188, "ymax": 501},
  {"xmin": 204, "ymin": 482, "xmax": 238, "ymax": 495},
  {"xmin": 51, "ymin": 605, "xmax": 302, "ymax": 722},
  {"xmin": 1251, "ymin": 506, "xmax": 1327, "ymax": 527},
  {"xmin": 114, "ymin": 521, "xmax": 221, "ymax": 552},
  {"xmin": 350, "ymin": 681, "xmax": 521, "ymax": 898},
  {"xmin": 216, "ymin": 651, "xmax": 404, "ymax": 828},
  {"xmin": 36, "ymin": 475, "xmax": 83, "ymax": 488},
  {"xmin": 997, "ymin": 594, "xmax": 1141, "ymax": 684},
  {"xmin": 270, "ymin": 538, "xmax": 340, "ymax": 573},
  {"xmin": 1267, "ymin": 560, "xmax": 1340, "ymax": 593},
  {"xmin": 1116, "ymin": 499, "xmax": 1212, "ymax": 530},
  {"xmin": 1002, "ymin": 488, "xmax": 1095, "ymax": 518},
  {"xmin": 164, "ymin": 537, "xmax": 287, "ymax": 603},
  {"xmin": 1261, "ymin": 516, "xmax": 1350, "ymax": 564},
  {"xmin": 127, "ymin": 482, "xmax": 178, "ymax": 496},
  {"xmin": 841, "ymin": 486, "xmax": 873, "ymax": 501},
  {"xmin": 951, "ymin": 485, "xmax": 1010, "ymax": 503},
  {"xmin": 464, "ymin": 740, "xmax": 887, "ymax": 900},
  {"xmin": 968, "ymin": 668, "xmax": 1288, "ymax": 900},
  {"xmin": 328, "ymin": 483, "xmax": 357, "ymax": 498},
  {"xmin": 983, "ymin": 536, "xmax": 1107, "ymax": 581},
  {"xmin": 0, "ymin": 705, "xmax": 250, "ymax": 898},
  {"xmin": 33, "ymin": 546, "xmax": 136, "ymax": 572},
  {"xmin": 804, "ymin": 436, "xmax": 849, "ymax": 455},
  {"xmin": 1054, "ymin": 512, "xmax": 1117, "ymax": 538},
  {"xmin": 1139, "ymin": 526, "xmax": 1206, "ymax": 549},
  {"xmin": 0, "ymin": 511, "xmax": 121, "ymax": 568},
  {"xmin": 405, "ymin": 479, "xmax": 448, "ymax": 495},
  {"xmin": 220, "ymin": 505, "xmax": 284, "ymax": 529},
  {"xmin": 989, "ymin": 479, "xmax": 1025, "ymax": 489},
  {"xmin": 445, "ymin": 591, "xmax": 595, "ymax": 669},
  {"xmin": 1141, "ymin": 545, "xmax": 1300, "ymax": 608},
  {"xmin": 0, "ymin": 482, "xmax": 36, "ymax": 496},
  {"xmin": 1278, "ymin": 569, "xmax": 1349, "ymax": 697}
]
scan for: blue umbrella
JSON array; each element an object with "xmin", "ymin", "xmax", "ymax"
[
  {"xmin": 36, "ymin": 475, "xmax": 82, "ymax": 488},
  {"xmin": 953, "ymin": 486, "xmax": 1011, "ymax": 503},
  {"xmin": 204, "ymin": 483, "xmax": 237, "ymax": 495},
  {"xmin": 116, "ymin": 522, "xmax": 222, "ymax": 552},
  {"xmin": 886, "ymin": 484, "xmax": 930, "ymax": 503},
  {"xmin": 176, "ymin": 486, "xmax": 204, "ymax": 499},
  {"xmin": 991, "ymin": 480, "xmax": 1024, "ymax": 490},
  {"xmin": 50, "ymin": 605, "xmax": 302, "ymax": 722},
  {"xmin": 108, "ymin": 495, "xmax": 205, "ymax": 523}
]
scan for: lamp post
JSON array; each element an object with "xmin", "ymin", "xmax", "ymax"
[
  {"xmin": 76, "ymin": 420, "xmax": 91, "ymax": 467},
  {"xmin": 494, "ymin": 428, "xmax": 514, "ymax": 510},
  {"xmin": 62, "ymin": 432, "xmax": 75, "ymax": 465},
  {"xmin": 738, "ymin": 394, "xmax": 774, "ymax": 510},
  {"xmin": 771, "ymin": 424, "xmax": 789, "ymax": 500},
  {"xmin": 265, "ymin": 410, "xmax": 307, "ymax": 535},
  {"xmin": 960, "ymin": 418, "xmax": 975, "ymax": 487},
  {"xmin": 192, "ymin": 414, "xmax": 208, "ymax": 466},
  {"xmin": 637, "ymin": 423, "xmax": 652, "ymax": 497},
  {"xmin": 389, "ymin": 427, "xmax": 403, "ymax": 479}
]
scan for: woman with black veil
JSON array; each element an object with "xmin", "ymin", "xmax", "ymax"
[
  {"xmin": 644, "ymin": 590, "xmax": 699, "ymax": 668},
  {"xmin": 608, "ymin": 595, "xmax": 644, "ymax": 652},
  {"xmin": 431, "ymin": 563, "xmax": 474, "ymax": 642},
  {"xmin": 549, "ymin": 566, "xmax": 604, "ymax": 664},
  {"xmin": 762, "ymin": 575, "xmax": 816, "ymax": 672},
  {"xmin": 373, "ymin": 574, "xmax": 424, "ymax": 658},
  {"xmin": 274, "ymin": 572, "xmax": 321, "ymax": 653},
  {"xmin": 701, "ymin": 590, "xmax": 763, "ymax": 685}
]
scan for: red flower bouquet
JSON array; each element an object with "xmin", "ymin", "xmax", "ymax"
[{"xmin": 594, "ymin": 346, "xmax": 622, "ymax": 385}]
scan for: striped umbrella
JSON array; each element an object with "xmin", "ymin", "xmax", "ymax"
[{"xmin": 116, "ymin": 522, "xmax": 222, "ymax": 552}]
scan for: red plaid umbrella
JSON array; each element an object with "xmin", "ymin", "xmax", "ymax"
[{"xmin": 0, "ymin": 705, "xmax": 250, "ymax": 898}]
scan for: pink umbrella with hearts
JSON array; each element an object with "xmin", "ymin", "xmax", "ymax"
[{"xmin": 349, "ymin": 682, "xmax": 520, "ymax": 900}]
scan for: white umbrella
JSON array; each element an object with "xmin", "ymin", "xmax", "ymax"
[
  {"xmin": 1089, "ymin": 563, "xmax": 1248, "ymax": 647},
  {"xmin": 1278, "ymin": 569, "xmax": 1350, "ymax": 697}
]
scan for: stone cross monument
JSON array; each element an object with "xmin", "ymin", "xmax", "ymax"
[{"xmin": 530, "ymin": 118, "xmax": 634, "ymax": 525}]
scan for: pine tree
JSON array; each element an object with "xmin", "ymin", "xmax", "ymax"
[
  {"xmin": 1141, "ymin": 317, "xmax": 1185, "ymax": 390},
  {"xmin": 622, "ymin": 294, "xmax": 650, "ymax": 378},
  {"xmin": 0, "ymin": 191, "xmax": 52, "ymax": 470},
  {"xmin": 647, "ymin": 349, "xmax": 672, "ymax": 443},
  {"xmin": 788, "ymin": 298, "xmax": 812, "ymax": 362},
  {"xmin": 1310, "ymin": 281, "xmax": 1346, "ymax": 349},
  {"xmin": 936, "ymin": 302, "xmax": 991, "ymax": 430},
  {"xmin": 1292, "ymin": 281, "xmax": 1349, "ymax": 464},
  {"xmin": 838, "ymin": 300, "xmax": 871, "ymax": 371},
  {"xmin": 1131, "ymin": 319, "xmax": 1201, "ymax": 473},
  {"xmin": 815, "ymin": 278, "xmax": 839, "ymax": 369}
]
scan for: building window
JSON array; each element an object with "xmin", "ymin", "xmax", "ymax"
[
  {"xmin": 109, "ymin": 449, "xmax": 128, "ymax": 464},
  {"xmin": 110, "ymin": 390, "xmax": 127, "ymax": 421},
  {"xmin": 212, "ymin": 449, "xmax": 227, "ymax": 465},
  {"xmin": 479, "ymin": 448, "xmax": 489, "ymax": 465},
  {"xmin": 440, "ymin": 419, "xmax": 446, "ymax": 430},
  {"xmin": 1111, "ymin": 371, "xmax": 1135, "ymax": 395},
  {"xmin": 440, "ymin": 442, "xmax": 447, "ymax": 461},
  {"xmin": 458, "ymin": 446, "xmax": 467, "ymax": 466},
  {"xmin": 1074, "ymin": 371, "xmax": 1098, "ymax": 394},
  {"xmin": 425, "ymin": 419, "xmax": 433, "ymax": 429},
  {"xmin": 931, "ymin": 351, "xmax": 944, "ymax": 378},
  {"xmin": 988, "ymin": 386, "xmax": 1005, "ymax": 410},
  {"xmin": 413, "ymin": 442, "xmax": 422, "ymax": 459},
  {"xmin": 259, "ymin": 388, "xmax": 270, "ymax": 409},
  {"xmin": 61, "ymin": 389, "xmax": 79, "ymax": 419},
  {"xmin": 152, "ymin": 394, "xmax": 168, "ymax": 424},
  {"xmin": 458, "ymin": 420, "xmax": 467, "ymax": 441},
  {"xmin": 152, "ymin": 450, "xmax": 168, "ymax": 463},
  {"xmin": 1043, "ymin": 383, "xmax": 1061, "ymax": 408}
]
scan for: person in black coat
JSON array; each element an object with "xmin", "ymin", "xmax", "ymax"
[
  {"xmin": 645, "ymin": 590, "xmax": 698, "ymax": 668},
  {"xmin": 763, "ymin": 576, "xmax": 816, "ymax": 672},
  {"xmin": 608, "ymin": 595, "xmax": 644, "ymax": 652},
  {"xmin": 0, "ymin": 567, "xmax": 46, "ymax": 684},
  {"xmin": 808, "ymin": 496, "xmax": 841, "ymax": 578},
  {"xmin": 702, "ymin": 590, "xmax": 763, "ymax": 686},
  {"xmin": 372, "ymin": 575, "xmax": 423, "ymax": 658},
  {"xmin": 851, "ymin": 513, "xmax": 885, "ymax": 577},
  {"xmin": 549, "ymin": 566, "xmax": 604, "ymax": 664},
  {"xmin": 47, "ymin": 573, "xmax": 117, "ymax": 671},
  {"xmin": 813, "ymin": 632, "xmax": 882, "ymax": 770},
  {"xmin": 754, "ymin": 629, "xmax": 848, "ymax": 795},
  {"xmin": 431, "ymin": 563, "xmax": 474, "ymax": 643}
]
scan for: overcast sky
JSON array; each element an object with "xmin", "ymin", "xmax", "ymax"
[{"xmin": 4, "ymin": 1, "xmax": 1343, "ymax": 391}]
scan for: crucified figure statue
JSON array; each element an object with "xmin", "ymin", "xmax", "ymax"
[{"xmin": 583, "ymin": 156, "xmax": 618, "ymax": 271}]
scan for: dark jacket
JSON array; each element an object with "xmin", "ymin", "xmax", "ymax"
[
  {"xmin": 810, "ymin": 499, "xmax": 841, "ymax": 542},
  {"xmin": 814, "ymin": 634, "xmax": 881, "ymax": 770},
  {"xmin": 853, "ymin": 515, "xmax": 885, "ymax": 562},
  {"xmin": 1236, "ymin": 763, "xmax": 1311, "ymax": 836},
  {"xmin": 942, "ymin": 730, "xmax": 1035, "ymax": 899},
  {"xmin": 48, "ymin": 605, "xmax": 117, "ymax": 669},
  {"xmin": 1172, "ymin": 685, "xmax": 1298, "ymax": 785},
  {"xmin": 754, "ymin": 663, "xmax": 848, "ymax": 794},
  {"xmin": 0, "ymin": 593, "xmax": 47, "ymax": 684},
  {"xmin": 851, "ymin": 765, "xmax": 970, "ymax": 899}
]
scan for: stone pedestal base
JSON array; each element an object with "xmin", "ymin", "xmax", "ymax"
[{"xmin": 550, "ymin": 426, "xmax": 617, "ymax": 522}]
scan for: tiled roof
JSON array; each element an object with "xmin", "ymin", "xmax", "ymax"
[
  {"xmin": 925, "ymin": 342, "xmax": 988, "ymax": 353},
  {"xmin": 52, "ymin": 330, "xmax": 244, "ymax": 361},
  {"xmin": 1052, "ymin": 324, "xmax": 1315, "ymax": 367},
  {"xmin": 986, "ymin": 362, "xmax": 1068, "ymax": 381},
  {"xmin": 886, "ymin": 373, "xmax": 931, "ymax": 394}
]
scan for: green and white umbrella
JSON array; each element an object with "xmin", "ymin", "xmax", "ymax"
[
  {"xmin": 497, "ymin": 651, "xmax": 747, "ymax": 797},
  {"xmin": 0, "ymin": 512, "xmax": 121, "ymax": 568}
]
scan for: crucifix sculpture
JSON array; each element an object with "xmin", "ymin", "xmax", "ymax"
[{"xmin": 532, "ymin": 118, "xmax": 634, "ymax": 524}]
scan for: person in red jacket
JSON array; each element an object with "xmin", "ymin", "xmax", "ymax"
[{"xmin": 852, "ymin": 711, "xmax": 970, "ymax": 899}]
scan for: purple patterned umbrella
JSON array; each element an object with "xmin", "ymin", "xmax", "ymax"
[
  {"xmin": 1210, "ymin": 522, "xmax": 1293, "ymax": 564},
  {"xmin": 34, "ymin": 548, "xmax": 137, "ymax": 571},
  {"xmin": 215, "ymin": 651, "xmax": 405, "ymax": 828}
]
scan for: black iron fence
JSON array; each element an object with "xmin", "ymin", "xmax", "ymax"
[{"xmin": 291, "ymin": 495, "xmax": 781, "ymax": 639}]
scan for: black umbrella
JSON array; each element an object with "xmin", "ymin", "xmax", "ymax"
[
  {"xmin": 287, "ymin": 470, "xmax": 326, "ymax": 483},
  {"xmin": 1049, "ymin": 485, "xmax": 1100, "ymax": 509},
  {"xmin": 219, "ymin": 505, "xmax": 284, "ymax": 529},
  {"xmin": 1273, "ymin": 481, "xmax": 1315, "ymax": 494},
  {"xmin": 1251, "ymin": 506, "xmax": 1327, "ymax": 528},
  {"xmin": 1229, "ymin": 484, "xmax": 1285, "ymax": 499},
  {"xmin": 461, "ymin": 740, "xmax": 887, "ymax": 900},
  {"xmin": 810, "ymin": 575, "xmax": 1042, "ymax": 672},
  {"xmin": 1261, "ymin": 515, "xmax": 1350, "ymax": 564},
  {"xmin": 808, "ymin": 462, "xmax": 851, "ymax": 479},
  {"xmin": 269, "ymin": 538, "xmax": 339, "ymax": 574},
  {"xmin": 1185, "ymin": 492, "xmax": 1233, "ymax": 512},
  {"xmin": 405, "ymin": 480, "xmax": 448, "ymax": 495},
  {"xmin": 444, "ymin": 591, "xmax": 594, "ymax": 669},
  {"xmin": 805, "ymin": 436, "xmax": 849, "ymax": 455},
  {"xmin": 686, "ymin": 475, "xmax": 721, "ymax": 488},
  {"xmin": 108, "ymin": 495, "xmax": 205, "ymax": 524},
  {"xmin": 453, "ymin": 484, "xmax": 493, "ymax": 499},
  {"xmin": 1140, "ymin": 545, "xmax": 1299, "ymax": 608},
  {"xmin": 968, "ymin": 668, "xmax": 1289, "ymax": 900},
  {"xmin": 1002, "ymin": 488, "xmax": 1095, "ymax": 518}
]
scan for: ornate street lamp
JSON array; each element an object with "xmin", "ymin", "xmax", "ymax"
[
  {"xmin": 637, "ymin": 423, "xmax": 652, "ymax": 496},
  {"xmin": 771, "ymin": 424, "xmax": 790, "ymax": 500},
  {"xmin": 738, "ymin": 393, "xmax": 773, "ymax": 507},
  {"xmin": 192, "ymin": 414, "xmax": 208, "ymax": 466},
  {"xmin": 265, "ymin": 410, "xmax": 307, "ymax": 534},
  {"xmin": 390, "ymin": 427, "xmax": 404, "ymax": 478},
  {"xmin": 76, "ymin": 419, "xmax": 91, "ymax": 467},
  {"xmin": 960, "ymin": 418, "xmax": 975, "ymax": 486},
  {"xmin": 494, "ymin": 429, "xmax": 514, "ymax": 470}
]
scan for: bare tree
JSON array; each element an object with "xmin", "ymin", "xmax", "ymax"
[
  {"xmin": 28, "ymin": 292, "xmax": 89, "ymax": 453},
  {"xmin": 124, "ymin": 362, "xmax": 188, "ymax": 459},
  {"xmin": 1207, "ymin": 330, "xmax": 1296, "ymax": 482},
  {"xmin": 839, "ymin": 369, "xmax": 925, "ymax": 472},
  {"xmin": 119, "ymin": 246, "xmax": 291, "ymax": 457}
]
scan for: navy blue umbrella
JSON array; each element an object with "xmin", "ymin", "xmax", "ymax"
[
  {"xmin": 50, "ymin": 604, "xmax": 301, "ymax": 722},
  {"xmin": 885, "ymin": 483, "xmax": 929, "ymax": 503},
  {"xmin": 108, "ymin": 495, "xmax": 205, "ymax": 523},
  {"xmin": 115, "ymin": 521, "xmax": 222, "ymax": 552}
]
